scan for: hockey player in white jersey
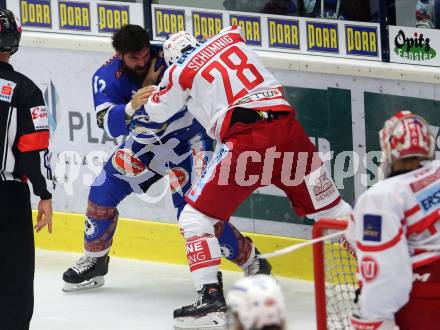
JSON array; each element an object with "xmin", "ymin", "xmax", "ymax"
[
  {"xmin": 140, "ymin": 26, "xmax": 352, "ymax": 328},
  {"xmin": 348, "ymin": 111, "xmax": 440, "ymax": 330}
]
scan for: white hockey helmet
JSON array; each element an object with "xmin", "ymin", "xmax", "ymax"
[
  {"xmin": 226, "ymin": 275, "xmax": 285, "ymax": 330},
  {"xmin": 379, "ymin": 110, "xmax": 435, "ymax": 177},
  {"xmin": 163, "ymin": 31, "xmax": 199, "ymax": 66}
]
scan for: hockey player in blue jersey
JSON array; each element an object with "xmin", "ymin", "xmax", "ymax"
[{"xmin": 62, "ymin": 25, "xmax": 271, "ymax": 291}]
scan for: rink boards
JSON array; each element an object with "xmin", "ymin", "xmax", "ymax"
[{"xmin": 32, "ymin": 211, "xmax": 315, "ymax": 280}]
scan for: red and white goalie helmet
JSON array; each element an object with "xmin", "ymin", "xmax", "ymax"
[
  {"xmin": 379, "ymin": 110, "xmax": 435, "ymax": 163},
  {"xmin": 226, "ymin": 275, "xmax": 285, "ymax": 330},
  {"xmin": 163, "ymin": 31, "xmax": 199, "ymax": 66}
]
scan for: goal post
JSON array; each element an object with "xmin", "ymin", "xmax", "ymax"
[{"xmin": 312, "ymin": 218, "xmax": 360, "ymax": 330}]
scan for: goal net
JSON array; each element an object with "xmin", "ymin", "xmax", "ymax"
[{"xmin": 312, "ymin": 218, "xmax": 360, "ymax": 330}]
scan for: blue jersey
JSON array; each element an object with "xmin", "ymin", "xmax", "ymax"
[{"xmin": 92, "ymin": 55, "xmax": 138, "ymax": 137}]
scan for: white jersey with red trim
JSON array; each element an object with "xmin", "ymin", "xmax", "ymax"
[
  {"xmin": 348, "ymin": 160, "xmax": 440, "ymax": 321},
  {"xmin": 144, "ymin": 25, "xmax": 293, "ymax": 141}
]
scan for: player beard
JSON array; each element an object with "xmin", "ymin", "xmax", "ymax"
[{"xmin": 123, "ymin": 62, "xmax": 148, "ymax": 86}]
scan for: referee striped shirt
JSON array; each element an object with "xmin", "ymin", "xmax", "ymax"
[{"xmin": 0, "ymin": 61, "xmax": 52, "ymax": 199}]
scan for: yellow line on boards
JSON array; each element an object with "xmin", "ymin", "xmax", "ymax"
[{"xmin": 32, "ymin": 211, "xmax": 314, "ymax": 280}]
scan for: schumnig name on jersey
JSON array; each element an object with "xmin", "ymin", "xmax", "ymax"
[{"xmin": 180, "ymin": 34, "xmax": 238, "ymax": 71}]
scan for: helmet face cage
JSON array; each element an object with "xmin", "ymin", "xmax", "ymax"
[
  {"xmin": 163, "ymin": 31, "xmax": 199, "ymax": 66},
  {"xmin": 379, "ymin": 111, "xmax": 435, "ymax": 164},
  {"xmin": 0, "ymin": 9, "xmax": 22, "ymax": 55},
  {"xmin": 226, "ymin": 275, "xmax": 285, "ymax": 330}
]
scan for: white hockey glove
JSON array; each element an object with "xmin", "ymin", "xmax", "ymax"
[{"xmin": 351, "ymin": 316, "xmax": 399, "ymax": 330}]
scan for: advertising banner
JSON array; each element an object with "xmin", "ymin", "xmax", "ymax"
[
  {"xmin": 389, "ymin": 25, "xmax": 440, "ymax": 66},
  {"xmin": 151, "ymin": 4, "xmax": 381, "ymax": 61},
  {"xmin": 6, "ymin": 0, "xmax": 143, "ymax": 36}
]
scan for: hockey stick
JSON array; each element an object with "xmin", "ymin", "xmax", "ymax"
[{"xmin": 258, "ymin": 229, "xmax": 347, "ymax": 259}]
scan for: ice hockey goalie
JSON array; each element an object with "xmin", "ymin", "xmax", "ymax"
[{"xmin": 347, "ymin": 111, "xmax": 440, "ymax": 330}]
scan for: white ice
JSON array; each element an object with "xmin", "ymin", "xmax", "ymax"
[{"xmin": 33, "ymin": 250, "xmax": 316, "ymax": 330}]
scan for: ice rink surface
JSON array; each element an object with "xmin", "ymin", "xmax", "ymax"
[{"xmin": 33, "ymin": 250, "xmax": 316, "ymax": 330}]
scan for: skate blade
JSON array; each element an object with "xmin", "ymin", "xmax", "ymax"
[
  {"xmin": 174, "ymin": 312, "xmax": 226, "ymax": 330},
  {"xmin": 62, "ymin": 276, "xmax": 105, "ymax": 292}
]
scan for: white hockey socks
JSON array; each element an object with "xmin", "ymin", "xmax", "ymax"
[{"xmin": 186, "ymin": 234, "xmax": 222, "ymax": 289}]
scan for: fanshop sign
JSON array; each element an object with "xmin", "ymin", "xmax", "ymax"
[{"xmin": 389, "ymin": 25, "xmax": 440, "ymax": 66}]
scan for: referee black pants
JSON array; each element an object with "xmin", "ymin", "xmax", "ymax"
[{"xmin": 0, "ymin": 181, "xmax": 34, "ymax": 330}]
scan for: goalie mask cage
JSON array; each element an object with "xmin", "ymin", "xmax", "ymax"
[{"xmin": 312, "ymin": 218, "xmax": 360, "ymax": 330}]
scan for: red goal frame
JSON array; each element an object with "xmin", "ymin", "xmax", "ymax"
[{"xmin": 312, "ymin": 218, "xmax": 349, "ymax": 330}]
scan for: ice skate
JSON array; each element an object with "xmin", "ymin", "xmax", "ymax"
[
  {"xmin": 244, "ymin": 238, "xmax": 272, "ymax": 276},
  {"xmin": 62, "ymin": 255, "xmax": 109, "ymax": 292},
  {"xmin": 173, "ymin": 280, "xmax": 226, "ymax": 330}
]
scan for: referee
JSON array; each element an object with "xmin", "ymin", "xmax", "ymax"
[{"xmin": 0, "ymin": 9, "xmax": 53, "ymax": 330}]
